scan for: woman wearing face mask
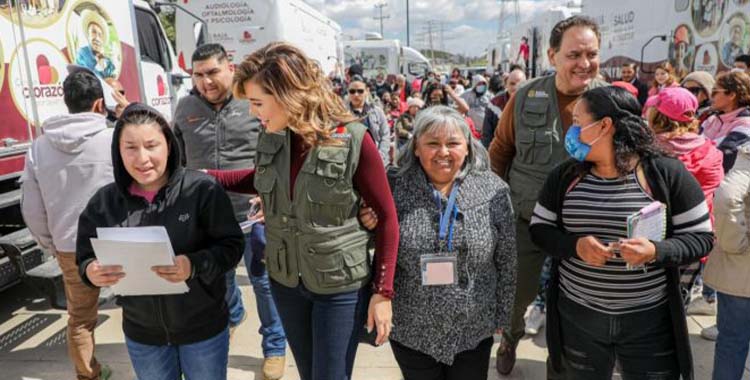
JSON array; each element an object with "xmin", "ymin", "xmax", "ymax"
[
  {"xmin": 206, "ymin": 42, "xmax": 399, "ymax": 380},
  {"xmin": 460, "ymin": 75, "xmax": 491, "ymax": 136},
  {"xmin": 76, "ymin": 104, "xmax": 245, "ymax": 380},
  {"xmin": 529, "ymin": 86, "xmax": 714, "ymax": 380},
  {"xmin": 648, "ymin": 62, "xmax": 679, "ymax": 97}
]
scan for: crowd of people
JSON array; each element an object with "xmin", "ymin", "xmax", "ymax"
[{"xmin": 15, "ymin": 12, "xmax": 750, "ymax": 380}]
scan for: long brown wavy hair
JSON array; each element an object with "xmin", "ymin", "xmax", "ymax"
[{"xmin": 233, "ymin": 42, "xmax": 356, "ymax": 147}]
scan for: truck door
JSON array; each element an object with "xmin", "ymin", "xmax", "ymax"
[
  {"xmin": 134, "ymin": 7, "xmax": 178, "ymax": 121},
  {"xmin": 0, "ymin": 5, "xmax": 47, "ymax": 177}
]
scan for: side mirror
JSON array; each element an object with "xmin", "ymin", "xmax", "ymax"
[{"xmin": 170, "ymin": 72, "xmax": 191, "ymax": 87}]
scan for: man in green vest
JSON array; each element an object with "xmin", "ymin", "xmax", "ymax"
[{"xmin": 489, "ymin": 15, "xmax": 606, "ymax": 378}]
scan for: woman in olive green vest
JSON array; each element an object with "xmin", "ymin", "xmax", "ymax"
[{"xmin": 209, "ymin": 42, "xmax": 400, "ymax": 380}]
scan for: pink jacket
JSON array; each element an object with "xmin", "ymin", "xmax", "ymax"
[
  {"xmin": 659, "ymin": 133, "xmax": 723, "ymax": 222},
  {"xmin": 702, "ymin": 107, "xmax": 750, "ymax": 144}
]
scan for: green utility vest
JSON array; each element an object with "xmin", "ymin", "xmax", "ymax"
[
  {"xmin": 254, "ymin": 123, "xmax": 371, "ymax": 294},
  {"xmin": 508, "ymin": 75, "xmax": 608, "ymax": 221}
]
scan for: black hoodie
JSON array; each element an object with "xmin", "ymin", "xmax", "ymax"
[{"xmin": 76, "ymin": 103, "xmax": 244, "ymax": 346}]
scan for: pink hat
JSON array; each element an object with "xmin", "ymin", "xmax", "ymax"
[
  {"xmin": 612, "ymin": 81, "xmax": 639, "ymax": 98},
  {"xmin": 651, "ymin": 87, "xmax": 698, "ymax": 122}
]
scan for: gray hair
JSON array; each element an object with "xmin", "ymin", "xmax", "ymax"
[{"xmin": 396, "ymin": 105, "xmax": 489, "ymax": 179}]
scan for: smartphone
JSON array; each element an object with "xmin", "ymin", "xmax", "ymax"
[{"xmin": 247, "ymin": 200, "xmax": 261, "ymax": 219}]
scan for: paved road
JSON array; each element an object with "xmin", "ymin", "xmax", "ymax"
[{"xmin": 0, "ymin": 265, "xmax": 744, "ymax": 380}]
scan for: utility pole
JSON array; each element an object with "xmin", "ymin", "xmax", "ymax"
[
  {"xmin": 406, "ymin": 0, "xmax": 410, "ymax": 46},
  {"xmin": 373, "ymin": 2, "xmax": 390, "ymax": 37}
]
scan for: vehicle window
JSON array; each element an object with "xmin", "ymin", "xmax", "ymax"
[
  {"xmin": 409, "ymin": 62, "xmax": 429, "ymax": 75},
  {"xmin": 135, "ymin": 8, "xmax": 171, "ymax": 72}
]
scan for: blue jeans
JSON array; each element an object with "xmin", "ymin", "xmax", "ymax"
[
  {"xmin": 696, "ymin": 262, "xmax": 717, "ymax": 302},
  {"xmin": 125, "ymin": 328, "xmax": 229, "ymax": 380},
  {"xmin": 531, "ymin": 256, "xmax": 553, "ymax": 310},
  {"xmin": 225, "ymin": 268, "xmax": 245, "ymax": 326},
  {"xmin": 244, "ymin": 223, "xmax": 286, "ymax": 357},
  {"xmin": 270, "ymin": 280, "xmax": 369, "ymax": 380},
  {"xmin": 713, "ymin": 292, "xmax": 750, "ymax": 380}
]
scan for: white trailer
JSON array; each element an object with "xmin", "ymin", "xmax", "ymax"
[
  {"xmin": 0, "ymin": 0, "xmax": 194, "ymax": 299},
  {"xmin": 343, "ymin": 37, "xmax": 432, "ymax": 81},
  {"xmin": 582, "ymin": 0, "xmax": 750, "ymax": 80},
  {"xmin": 174, "ymin": 0, "xmax": 343, "ymax": 77},
  {"xmin": 489, "ymin": 5, "xmax": 579, "ymax": 76}
]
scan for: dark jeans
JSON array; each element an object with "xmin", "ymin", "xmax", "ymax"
[
  {"xmin": 713, "ymin": 292, "xmax": 750, "ymax": 380},
  {"xmin": 558, "ymin": 295, "xmax": 680, "ymax": 380},
  {"xmin": 391, "ymin": 338, "xmax": 493, "ymax": 380},
  {"xmin": 270, "ymin": 280, "xmax": 369, "ymax": 380}
]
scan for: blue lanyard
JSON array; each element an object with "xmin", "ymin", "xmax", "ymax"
[{"xmin": 434, "ymin": 184, "xmax": 460, "ymax": 252}]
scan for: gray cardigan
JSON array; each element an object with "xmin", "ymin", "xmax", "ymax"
[{"xmin": 389, "ymin": 166, "xmax": 517, "ymax": 365}]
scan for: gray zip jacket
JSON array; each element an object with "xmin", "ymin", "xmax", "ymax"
[
  {"xmin": 174, "ymin": 93, "xmax": 261, "ymax": 221},
  {"xmin": 21, "ymin": 113, "xmax": 114, "ymax": 253}
]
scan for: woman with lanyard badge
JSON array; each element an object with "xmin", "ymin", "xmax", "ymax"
[
  {"xmin": 206, "ymin": 42, "xmax": 398, "ymax": 380},
  {"xmin": 360, "ymin": 105, "xmax": 517, "ymax": 380},
  {"xmin": 529, "ymin": 86, "xmax": 714, "ymax": 379}
]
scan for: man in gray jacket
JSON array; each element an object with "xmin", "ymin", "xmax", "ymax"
[
  {"xmin": 21, "ymin": 70, "xmax": 113, "ymax": 380},
  {"xmin": 173, "ymin": 43, "xmax": 286, "ymax": 380}
]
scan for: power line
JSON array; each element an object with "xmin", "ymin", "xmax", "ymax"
[{"xmin": 373, "ymin": 2, "xmax": 390, "ymax": 37}]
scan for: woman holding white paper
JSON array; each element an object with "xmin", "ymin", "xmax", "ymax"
[
  {"xmin": 529, "ymin": 86, "xmax": 714, "ymax": 380},
  {"xmin": 76, "ymin": 103, "xmax": 244, "ymax": 380}
]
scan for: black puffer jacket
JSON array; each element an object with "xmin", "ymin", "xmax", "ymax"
[{"xmin": 76, "ymin": 103, "xmax": 244, "ymax": 346}]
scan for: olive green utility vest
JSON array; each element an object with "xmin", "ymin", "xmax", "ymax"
[
  {"xmin": 509, "ymin": 75, "xmax": 608, "ymax": 221},
  {"xmin": 254, "ymin": 123, "xmax": 371, "ymax": 294}
]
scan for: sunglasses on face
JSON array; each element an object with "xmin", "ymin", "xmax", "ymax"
[
  {"xmin": 683, "ymin": 86, "xmax": 702, "ymax": 96},
  {"xmin": 348, "ymin": 89, "xmax": 365, "ymax": 95}
]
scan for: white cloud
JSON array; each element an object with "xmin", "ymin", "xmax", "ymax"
[{"xmin": 309, "ymin": 0, "xmax": 575, "ymax": 56}]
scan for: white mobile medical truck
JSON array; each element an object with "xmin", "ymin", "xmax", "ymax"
[
  {"xmin": 487, "ymin": 5, "xmax": 579, "ymax": 76},
  {"xmin": 174, "ymin": 0, "xmax": 343, "ymax": 76},
  {"xmin": 0, "ymin": 0, "xmax": 196, "ymax": 301},
  {"xmin": 344, "ymin": 36, "xmax": 432, "ymax": 81},
  {"xmin": 582, "ymin": 0, "xmax": 750, "ymax": 81}
]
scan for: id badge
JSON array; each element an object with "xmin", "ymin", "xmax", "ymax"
[{"xmin": 420, "ymin": 254, "xmax": 457, "ymax": 286}]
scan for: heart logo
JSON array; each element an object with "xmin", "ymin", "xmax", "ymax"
[{"xmin": 156, "ymin": 75, "xmax": 166, "ymax": 96}]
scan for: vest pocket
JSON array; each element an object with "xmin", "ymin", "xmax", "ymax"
[
  {"xmin": 305, "ymin": 237, "xmax": 369, "ymax": 288},
  {"xmin": 305, "ymin": 251, "xmax": 347, "ymax": 287},
  {"xmin": 316, "ymin": 147, "xmax": 349, "ymax": 178},
  {"xmin": 518, "ymin": 102, "xmax": 553, "ymax": 165},
  {"xmin": 343, "ymin": 250, "xmax": 369, "ymax": 282},
  {"xmin": 254, "ymin": 170, "xmax": 277, "ymax": 216},
  {"xmin": 265, "ymin": 241, "xmax": 287, "ymax": 275}
]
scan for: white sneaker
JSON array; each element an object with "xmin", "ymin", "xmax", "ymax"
[
  {"xmin": 700, "ymin": 324, "xmax": 718, "ymax": 341},
  {"xmin": 524, "ymin": 306, "xmax": 545, "ymax": 335},
  {"xmin": 687, "ymin": 296, "xmax": 717, "ymax": 316}
]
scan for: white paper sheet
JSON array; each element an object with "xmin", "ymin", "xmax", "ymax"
[
  {"xmin": 90, "ymin": 226, "xmax": 188, "ymax": 296},
  {"xmin": 97, "ymin": 226, "xmax": 175, "ymax": 255}
]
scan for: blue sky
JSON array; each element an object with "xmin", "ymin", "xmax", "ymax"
[{"xmin": 307, "ymin": 0, "xmax": 575, "ymax": 56}]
